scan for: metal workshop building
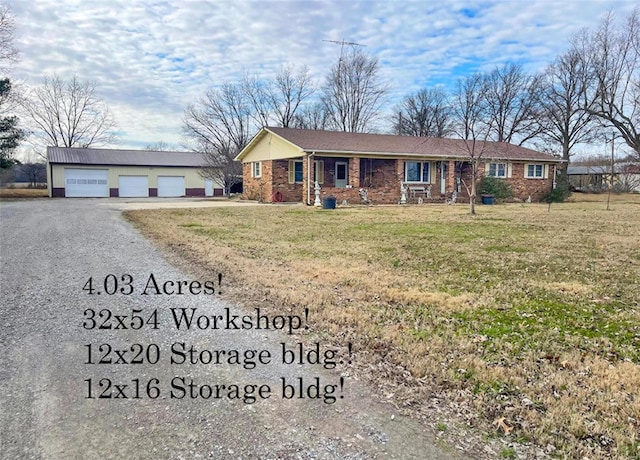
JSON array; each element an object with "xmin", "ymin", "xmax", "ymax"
[{"xmin": 47, "ymin": 146, "xmax": 223, "ymax": 198}]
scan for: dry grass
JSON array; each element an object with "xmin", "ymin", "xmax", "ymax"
[
  {"xmin": 0, "ymin": 188, "xmax": 48, "ymax": 198},
  {"xmin": 126, "ymin": 194, "xmax": 640, "ymax": 459}
]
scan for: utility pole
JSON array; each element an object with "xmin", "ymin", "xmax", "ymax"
[{"xmin": 607, "ymin": 132, "xmax": 615, "ymax": 211}]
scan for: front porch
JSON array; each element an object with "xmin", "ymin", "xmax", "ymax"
[{"xmin": 285, "ymin": 156, "xmax": 472, "ymax": 205}]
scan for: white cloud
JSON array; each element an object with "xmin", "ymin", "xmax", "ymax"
[{"xmin": 9, "ymin": 0, "xmax": 639, "ymax": 150}]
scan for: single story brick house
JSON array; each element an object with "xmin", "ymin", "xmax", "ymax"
[
  {"xmin": 47, "ymin": 146, "xmax": 224, "ymax": 198},
  {"xmin": 235, "ymin": 127, "xmax": 563, "ymax": 204}
]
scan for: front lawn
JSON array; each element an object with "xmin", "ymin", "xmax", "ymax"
[{"xmin": 126, "ymin": 195, "xmax": 640, "ymax": 459}]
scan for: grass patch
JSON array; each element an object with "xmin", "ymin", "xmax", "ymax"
[
  {"xmin": 0, "ymin": 188, "xmax": 48, "ymax": 198},
  {"xmin": 125, "ymin": 195, "xmax": 640, "ymax": 459}
]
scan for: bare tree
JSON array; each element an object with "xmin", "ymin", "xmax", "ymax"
[
  {"xmin": 243, "ymin": 65, "xmax": 315, "ymax": 128},
  {"xmin": 19, "ymin": 161, "xmax": 46, "ymax": 187},
  {"xmin": 198, "ymin": 142, "xmax": 242, "ymax": 197},
  {"xmin": 321, "ymin": 48, "xmax": 388, "ymax": 132},
  {"xmin": 0, "ymin": 4, "xmax": 18, "ymax": 69},
  {"xmin": 582, "ymin": 8, "xmax": 640, "ymax": 158},
  {"xmin": 451, "ymin": 73, "xmax": 493, "ymax": 215},
  {"xmin": 535, "ymin": 47, "xmax": 598, "ymax": 172},
  {"xmin": 22, "ymin": 75, "xmax": 117, "ymax": 155},
  {"xmin": 482, "ymin": 63, "xmax": 542, "ymax": 145},
  {"xmin": 293, "ymin": 103, "xmax": 330, "ymax": 130},
  {"xmin": 242, "ymin": 75, "xmax": 272, "ymax": 127},
  {"xmin": 183, "ymin": 83, "xmax": 252, "ymax": 196},
  {"xmin": 393, "ymin": 87, "xmax": 453, "ymax": 137},
  {"xmin": 144, "ymin": 141, "xmax": 171, "ymax": 151},
  {"xmin": 270, "ymin": 65, "xmax": 314, "ymax": 127}
]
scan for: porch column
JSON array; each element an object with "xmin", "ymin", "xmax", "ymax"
[
  {"xmin": 349, "ymin": 157, "xmax": 360, "ymax": 188},
  {"xmin": 396, "ymin": 159, "xmax": 404, "ymax": 183},
  {"xmin": 303, "ymin": 154, "xmax": 315, "ymax": 205},
  {"xmin": 447, "ymin": 160, "xmax": 456, "ymax": 193}
]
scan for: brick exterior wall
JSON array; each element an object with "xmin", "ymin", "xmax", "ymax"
[
  {"xmin": 502, "ymin": 163, "xmax": 554, "ymax": 201},
  {"xmin": 242, "ymin": 160, "xmax": 273, "ymax": 202},
  {"xmin": 242, "ymin": 159, "xmax": 303, "ymax": 203},
  {"xmin": 272, "ymin": 159, "xmax": 303, "ymax": 202},
  {"xmin": 241, "ymin": 157, "xmax": 556, "ymax": 204}
]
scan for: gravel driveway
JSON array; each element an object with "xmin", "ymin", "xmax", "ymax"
[{"xmin": 0, "ymin": 199, "xmax": 462, "ymax": 460}]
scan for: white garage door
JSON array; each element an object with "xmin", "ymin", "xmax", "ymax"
[
  {"xmin": 65, "ymin": 169, "xmax": 109, "ymax": 197},
  {"xmin": 119, "ymin": 176, "xmax": 149, "ymax": 197},
  {"xmin": 157, "ymin": 176, "xmax": 185, "ymax": 197}
]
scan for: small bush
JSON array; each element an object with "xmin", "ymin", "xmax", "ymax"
[
  {"xmin": 478, "ymin": 176, "xmax": 513, "ymax": 200},
  {"xmin": 543, "ymin": 172, "xmax": 572, "ymax": 203}
]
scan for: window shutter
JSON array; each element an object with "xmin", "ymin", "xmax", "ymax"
[
  {"xmin": 507, "ymin": 163, "xmax": 513, "ymax": 178},
  {"xmin": 288, "ymin": 160, "xmax": 295, "ymax": 184},
  {"xmin": 429, "ymin": 162, "xmax": 435, "ymax": 184},
  {"xmin": 544, "ymin": 164, "xmax": 549, "ymax": 179},
  {"xmin": 317, "ymin": 160, "xmax": 324, "ymax": 184}
]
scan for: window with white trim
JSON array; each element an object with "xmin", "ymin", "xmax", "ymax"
[
  {"xmin": 526, "ymin": 164, "xmax": 544, "ymax": 179},
  {"xmin": 251, "ymin": 161, "xmax": 261, "ymax": 178},
  {"xmin": 487, "ymin": 162, "xmax": 507, "ymax": 178},
  {"xmin": 404, "ymin": 161, "xmax": 430, "ymax": 182}
]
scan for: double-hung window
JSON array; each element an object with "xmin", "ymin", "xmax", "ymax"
[
  {"xmin": 526, "ymin": 164, "xmax": 544, "ymax": 179},
  {"xmin": 404, "ymin": 161, "xmax": 430, "ymax": 182},
  {"xmin": 487, "ymin": 163, "xmax": 507, "ymax": 178},
  {"xmin": 251, "ymin": 161, "xmax": 261, "ymax": 178},
  {"xmin": 288, "ymin": 160, "xmax": 303, "ymax": 183}
]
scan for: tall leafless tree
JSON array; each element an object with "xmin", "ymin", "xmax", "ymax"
[
  {"xmin": 393, "ymin": 87, "xmax": 453, "ymax": 137},
  {"xmin": 183, "ymin": 82, "xmax": 252, "ymax": 196},
  {"xmin": 243, "ymin": 65, "xmax": 314, "ymax": 128},
  {"xmin": 451, "ymin": 73, "xmax": 493, "ymax": 215},
  {"xmin": 0, "ymin": 4, "xmax": 18, "ymax": 70},
  {"xmin": 482, "ymin": 63, "xmax": 542, "ymax": 145},
  {"xmin": 582, "ymin": 8, "xmax": 640, "ymax": 158},
  {"xmin": 534, "ymin": 47, "xmax": 598, "ymax": 172},
  {"xmin": 321, "ymin": 48, "xmax": 388, "ymax": 132},
  {"xmin": 269, "ymin": 65, "xmax": 314, "ymax": 127},
  {"xmin": 242, "ymin": 74, "xmax": 272, "ymax": 127},
  {"xmin": 22, "ymin": 75, "xmax": 117, "ymax": 156}
]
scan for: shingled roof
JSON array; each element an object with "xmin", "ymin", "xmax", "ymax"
[
  {"xmin": 237, "ymin": 127, "xmax": 561, "ymax": 162},
  {"xmin": 47, "ymin": 146, "xmax": 206, "ymax": 167}
]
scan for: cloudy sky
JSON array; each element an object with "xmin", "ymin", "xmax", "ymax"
[{"xmin": 9, "ymin": 0, "xmax": 639, "ymax": 154}]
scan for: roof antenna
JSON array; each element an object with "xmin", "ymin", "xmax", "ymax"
[{"xmin": 323, "ymin": 39, "xmax": 366, "ymax": 63}]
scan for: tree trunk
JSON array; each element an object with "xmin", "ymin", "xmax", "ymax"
[{"xmin": 469, "ymin": 164, "xmax": 477, "ymax": 215}]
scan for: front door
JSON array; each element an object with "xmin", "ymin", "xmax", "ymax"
[
  {"xmin": 335, "ymin": 161, "xmax": 348, "ymax": 188},
  {"xmin": 440, "ymin": 161, "xmax": 447, "ymax": 195}
]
